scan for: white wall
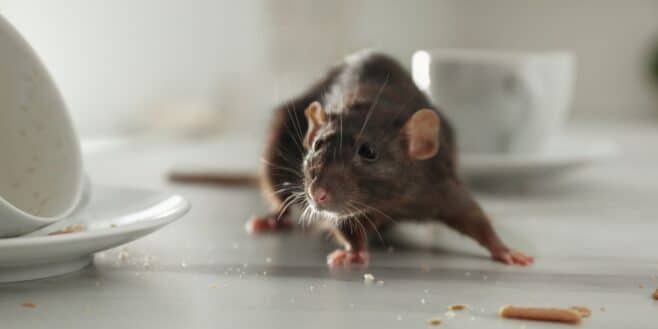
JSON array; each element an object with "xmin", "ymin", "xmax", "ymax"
[
  {"xmin": 0, "ymin": 0, "xmax": 271, "ymax": 136},
  {"xmin": 1, "ymin": 0, "xmax": 656, "ymax": 137}
]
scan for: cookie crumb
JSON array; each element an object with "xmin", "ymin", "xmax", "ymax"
[
  {"xmin": 449, "ymin": 304, "xmax": 468, "ymax": 311},
  {"xmin": 427, "ymin": 318, "xmax": 442, "ymax": 326},
  {"xmin": 21, "ymin": 302, "xmax": 36, "ymax": 309}
]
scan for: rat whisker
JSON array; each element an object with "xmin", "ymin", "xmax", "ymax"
[
  {"xmin": 348, "ymin": 202, "xmax": 383, "ymax": 243},
  {"xmin": 300, "ymin": 202, "xmax": 314, "ymax": 228},
  {"xmin": 376, "ymin": 89, "xmax": 419, "ymax": 141},
  {"xmin": 351, "ymin": 200, "xmax": 398, "ymax": 225},
  {"xmin": 352, "ymin": 214, "xmax": 370, "ymax": 244},
  {"xmin": 260, "ymin": 157, "xmax": 303, "ymax": 179},
  {"xmin": 276, "ymin": 192, "xmax": 304, "ymax": 221},
  {"xmin": 284, "ymin": 103, "xmax": 306, "ymax": 156},
  {"xmin": 270, "ymin": 186, "xmax": 299, "ymax": 195},
  {"xmin": 338, "ymin": 109, "xmax": 344, "ymax": 154},
  {"xmin": 270, "ymin": 145, "xmax": 302, "ymax": 169},
  {"xmin": 269, "ymin": 181, "xmax": 302, "ymax": 192},
  {"xmin": 355, "ymin": 73, "xmax": 389, "ymax": 145}
]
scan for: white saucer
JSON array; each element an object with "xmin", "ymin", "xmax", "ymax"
[
  {"xmin": 459, "ymin": 137, "xmax": 618, "ymax": 182},
  {"xmin": 0, "ymin": 185, "xmax": 190, "ymax": 283}
]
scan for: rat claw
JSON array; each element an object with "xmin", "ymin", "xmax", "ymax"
[
  {"xmin": 327, "ymin": 249, "xmax": 370, "ymax": 267},
  {"xmin": 492, "ymin": 249, "xmax": 534, "ymax": 266},
  {"xmin": 245, "ymin": 215, "xmax": 292, "ymax": 234},
  {"xmin": 509, "ymin": 250, "xmax": 534, "ymax": 266}
]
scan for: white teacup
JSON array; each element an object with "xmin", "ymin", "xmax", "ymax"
[
  {"xmin": 412, "ymin": 49, "xmax": 575, "ymax": 154},
  {"xmin": 0, "ymin": 15, "xmax": 88, "ymax": 237}
]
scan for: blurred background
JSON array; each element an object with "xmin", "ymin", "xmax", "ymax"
[{"xmin": 1, "ymin": 0, "xmax": 657, "ymax": 138}]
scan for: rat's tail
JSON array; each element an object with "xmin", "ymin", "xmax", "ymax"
[{"xmin": 168, "ymin": 171, "xmax": 260, "ymax": 187}]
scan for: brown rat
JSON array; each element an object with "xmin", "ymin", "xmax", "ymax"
[{"xmin": 173, "ymin": 51, "xmax": 533, "ymax": 267}]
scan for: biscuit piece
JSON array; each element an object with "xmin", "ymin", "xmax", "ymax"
[{"xmin": 499, "ymin": 305, "xmax": 581, "ymax": 324}]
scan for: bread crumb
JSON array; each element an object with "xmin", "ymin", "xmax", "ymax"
[
  {"xmin": 449, "ymin": 304, "xmax": 468, "ymax": 311},
  {"xmin": 21, "ymin": 302, "xmax": 36, "ymax": 309},
  {"xmin": 652, "ymin": 289, "xmax": 658, "ymax": 300},
  {"xmin": 117, "ymin": 248, "xmax": 130, "ymax": 261},
  {"xmin": 427, "ymin": 318, "xmax": 442, "ymax": 326},
  {"xmin": 569, "ymin": 306, "xmax": 591, "ymax": 318},
  {"xmin": 363, "ymin": 273, "xmax": 375, "ymax": 283}
]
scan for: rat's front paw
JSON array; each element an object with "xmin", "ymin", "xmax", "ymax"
[
  {"xmin": 326, "ymin": 249, "xmax": 370, "ymax": 267},
  {"xmin": 245, "ymin": 215, "xmax": 293, "ymax": 234},
  {"xmin": 492, "ymin": 249, "xmax": 534, "ymax": 266}
]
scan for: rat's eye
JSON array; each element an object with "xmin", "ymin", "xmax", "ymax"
[
  {"xmin": 314, "ymin": 139, "xmax": 325, "ymax": 150},
  {"xmin": 357, "ymin": 143, "xmax": 378, "ymax": 161}
]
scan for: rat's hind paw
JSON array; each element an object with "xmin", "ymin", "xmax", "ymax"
[
  {"xmin": 492, "ymin": 249, "xmax": 534, "ymax": 266},
  {"xmin": 326, "ymin": 249, "xmax": 370, "ymax": 267},
  {"xmin": 245, "ymin": 215, "xmax": 293, "ymax": 234}
]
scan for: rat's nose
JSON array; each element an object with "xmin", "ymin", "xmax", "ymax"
[{"xmin": 311, "ymin": 186, "xmax": 330, "ymax": 205}]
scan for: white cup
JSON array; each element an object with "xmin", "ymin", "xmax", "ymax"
[
  {"xmin": 0, "ymin": 15, "xmax": 88, "ymax": 237},
  {"xmin": 412, "ymin": 49, "xmax": 575, "ymax": 154}
]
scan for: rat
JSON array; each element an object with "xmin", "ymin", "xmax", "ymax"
[{"xmin": 171, "ymin": 51, "xmax": 533, "ymax": 267}]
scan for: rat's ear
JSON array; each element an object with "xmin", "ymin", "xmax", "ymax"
[
  {"xmin": 401, "ymin": 109, "xmax": 440, "ymax": 160},
  {"xmin": 303, "ymin": 101, "xmax": 327, "ymax": 148}
]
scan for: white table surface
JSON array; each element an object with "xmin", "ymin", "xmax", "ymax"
[{"xmin": 1, "ymin": 120, "xmax": 658, "ymax": 328}]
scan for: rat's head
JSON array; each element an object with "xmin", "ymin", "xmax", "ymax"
[{"xmin": 301, "ymin": 100, "xmax": 440, "ymax": 221}]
